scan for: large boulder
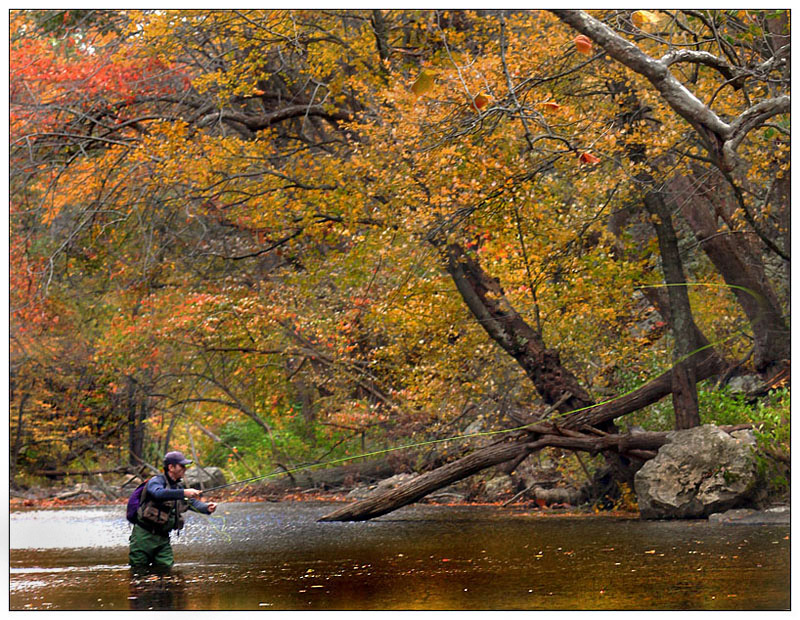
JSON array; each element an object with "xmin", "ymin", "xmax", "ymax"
[
  {"xmin": 184, "ymin": 466, "xmax": 227, "ymax": 490},
  {"xmin": 634, "ymin": 425, "xmax": 760, "ymax": 519}
]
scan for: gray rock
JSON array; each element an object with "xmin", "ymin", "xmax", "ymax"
[
  {"xmin": 533, "ymin": 486, "xmax": 583, "ymax": 506},
  {"xmin": 426, "ymin": 490, "xmax": 467, "ymax": 503},
  {"xmin": 730, "ymin": 429, "xmax": 757, "ymax": 446},
  {"xmin": 483, "ymin": 475, "xmax": 515, "ymax": 499},
  {"xmin": 727, "ymin": 374, "xmax": 765, "ymax": 395},
  {"xmin": 346, "ymin": 485, "xmax": 377, "ymax": 500},
  {"xmin": 463, "ymin": 417, "xmax": 484, "ymax": 435},
  {"xmin": 709, "ymin": 506, "xmax": 790, "ymax": 525},
  {"xmin": 376, "ymin": 472, "xmax": 417, "ymax": 490},
  {"xmin": 635, "ymin": 425, "xmax": 760, "ymax": 519},
  {"xmin": 184, "ymin": 466, "xmax": 227, "ymax": 490}
]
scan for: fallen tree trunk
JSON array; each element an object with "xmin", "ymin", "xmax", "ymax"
[
  {"xmin": 561, "ymin": 350, "xmax": 725, "ymax": 430},
  {"xmin": 325, "ymin": 239, "xmax": 731, "ymax": 524},
  {"xmin": 319, "ymin": 424, "xmax": 753, "ymax": 521},
  {"xmin": 319, "ymin": 440, "xmax": 533, "ymax": 521}
]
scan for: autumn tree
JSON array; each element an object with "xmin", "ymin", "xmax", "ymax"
[{"xmin": 10, "ymin": 10, "xmax": 789, "ymax": 507}]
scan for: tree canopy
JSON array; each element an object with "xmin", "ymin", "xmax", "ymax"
[{"xmin": 10, "ymin": 10, "xmax": 789, "ymax": 485}]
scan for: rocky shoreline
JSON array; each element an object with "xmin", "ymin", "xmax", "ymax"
[{"xmin": 10, "ymin": 478, "xmax": 789, "ymax": 526}]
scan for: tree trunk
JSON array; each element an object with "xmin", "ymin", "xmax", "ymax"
[
  {"xmin": 127, "ymin": 376, "xmax": 145, "ymax": 469},
  {"xmin": 370, "ymin": 10, "xmax": 391, "ymax": 64},
  {"xmin": 443, "ymin": 242, "xmax": 594, "ymax": 416},
  {"xmin": 320, "ymin": 441, "xmax": 537, "ymax": 521},
  {"xmin": 643, "ymin": 190, "xmax": 700, "ymax": 429},
  {"xmin": 564, "ymin": 350, "xmax": 723, "ymax": 430},
  {"xmin": 11, "ymin": 390, "xmax": 30, "ymax": 483},
  {"xmin": 669, "ymin": 173, "xmax": 790, "ymax": 372}
]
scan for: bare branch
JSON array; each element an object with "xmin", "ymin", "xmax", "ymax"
[
  {"xmin": 552, "ymin": 10, "xmax": 732, "ymax": 139},
  {"xmin": 724, "ymin": 95, "xmax": 790, "ymax": 161},
  {"xmin": 552, "ymin": 10, "xmax": 790, "ymax": 172},
  {"xmin": 659, "ymin": 49, "xmax": 742, "ymax": 86},
  {"xmin": 195, "ymin": 104, "xmax": 351, "ymax": 131}
]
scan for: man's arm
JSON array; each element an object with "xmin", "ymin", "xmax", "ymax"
[
  {"xmin": 146, "ymin": 476, "xmax": 184, "ymax": 501},
  {"xmin": 188, "ymin": 497, "xmax": 210, "ymax": 514}
]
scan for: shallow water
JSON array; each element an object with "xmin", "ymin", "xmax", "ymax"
[{"xmin": 10, "ymin": 501, "xmax": 790, "ymax": 610}]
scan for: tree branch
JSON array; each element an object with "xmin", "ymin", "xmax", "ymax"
[
  {"xmin": 552, "ymin": 10, "xmax": 790, "ymax": 172},
  {"xmin": 195, "ymin": 104, "xmax": 351, "ymax": 131}
]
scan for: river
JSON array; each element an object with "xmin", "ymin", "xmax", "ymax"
[{"xmin": 9, "ymin": 501, "xmax": 790, "ymax": 610}]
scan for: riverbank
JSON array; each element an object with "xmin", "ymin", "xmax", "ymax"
[
  {"xmin": 11, "ymin": 477, "xmax": 787, "ymax": 524},
  {"xmin": 9, "ymin": 481, "xmax": 638, "ymax": 518}
]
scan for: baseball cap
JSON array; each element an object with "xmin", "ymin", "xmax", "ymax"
[{"xmin": 164, "ymin": 451, "xmax": 193, "ymax": 466}]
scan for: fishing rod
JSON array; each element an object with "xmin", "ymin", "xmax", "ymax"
[{"xmin": 195, "ymin": 281, "xmax": 764, "ymax": 497}]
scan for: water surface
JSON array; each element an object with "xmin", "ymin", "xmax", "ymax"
[{"xmin": 10, "ymin": 501, "xmax": 790, "ymax": 610}]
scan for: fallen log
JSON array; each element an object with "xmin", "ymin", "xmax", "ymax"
[
  {"xmin": 319, "ymin": 440, "xmax": 531, "ymax": 521},
  {"xmin": 318, "ymin": 431, "xmax": 653, "ymax": 522},
  {"xmin": 55, "ymin": 487, "xmax": 104, "ymax": 501},
  {"xmin": 32, "ymin": 467, "xmax": 128, "ymax": 477},
  {"xmin": 319, "ymin": 424, "xmax": 754, "ymax": 522}
]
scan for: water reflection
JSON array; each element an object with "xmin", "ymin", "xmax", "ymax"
[
  {"xmin": 10, "ymin": 502, "xmax": 790, "ymax": 610},
  {"xmin": 128, "ymin": 568, "xmax": 187, "ymax": 611}
]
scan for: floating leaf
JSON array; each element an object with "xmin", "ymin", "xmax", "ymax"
[{"xmin": 574, "ymin": 35, "xmax": 593, "ymax": 55}]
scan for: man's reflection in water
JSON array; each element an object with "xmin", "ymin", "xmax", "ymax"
[{"xmin": 128, "ymin": 566, "xmax": 187, "ymax": 610}]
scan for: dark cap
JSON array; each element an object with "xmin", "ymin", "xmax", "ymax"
[{"xmin": 164, "ymin": 451, "xmax": 193, "ymax": 466}]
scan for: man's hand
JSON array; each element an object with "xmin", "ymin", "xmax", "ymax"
[
  {"xmin": 183, "ymin": 488, "xmax": 203, "ymax": 499},
  {"xmin": 207, "ymin": 502, "xmax": 217, "ymax": 514}
]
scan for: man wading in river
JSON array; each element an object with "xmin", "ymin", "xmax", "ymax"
[{"xmin": 129, "ymin": 451, "xmax": 217, "ymax": 571}]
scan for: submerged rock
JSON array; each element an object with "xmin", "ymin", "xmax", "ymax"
[
  {"xmin": 634, "ymin": 425, "xmax": 760, "ymax": 519},
  {"xmin": 532, "ymin": 486, "xmax": 583, "ymax": 506}
]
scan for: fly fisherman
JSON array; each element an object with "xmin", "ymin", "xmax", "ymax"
[{"xmin": 129, "ymin": 451, "xmax": 218, "ymax": 571}]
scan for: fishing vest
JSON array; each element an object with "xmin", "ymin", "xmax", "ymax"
[{"xmin": 136, "ymin": 474, "xmax": 190, "ymax": 533}]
